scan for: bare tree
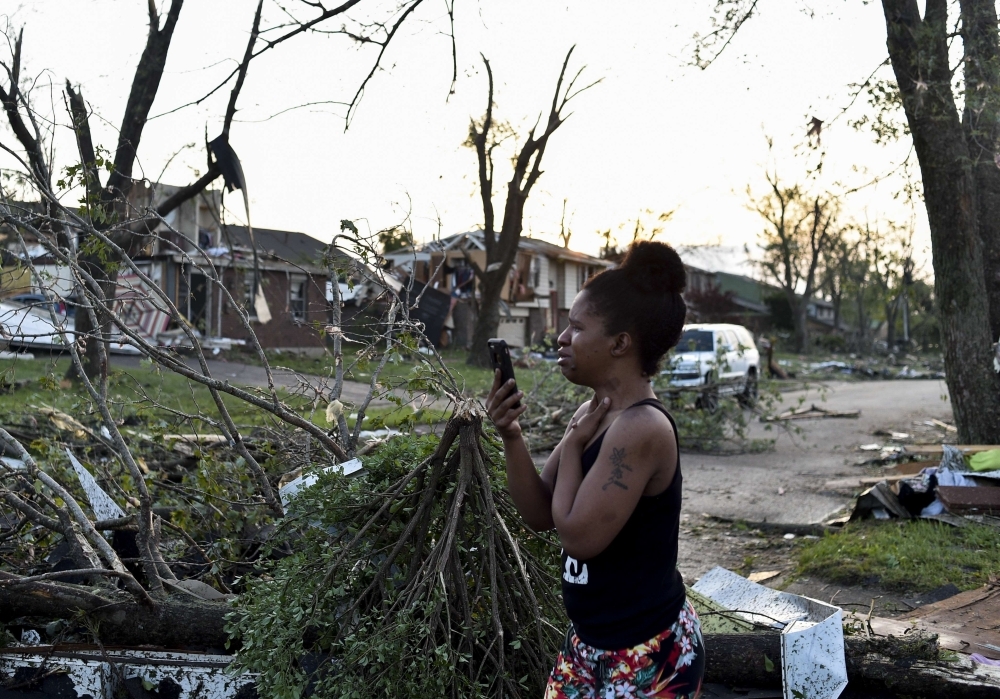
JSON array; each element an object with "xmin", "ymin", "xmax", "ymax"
[
  {"xmin": 558, "ymin": 198, "xmax": 573, "ymax": 248},
  {"xmin": 464, "ymin": 47, "xmax": 598, "ymax": 367},
  {"xmin": 752, "ymin": 170, "xmax": 840, "ymax": 353}
]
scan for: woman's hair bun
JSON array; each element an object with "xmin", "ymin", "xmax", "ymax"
[{"xmin": 619, "ymin": 241, "xmax": 686, "ymax": 294}]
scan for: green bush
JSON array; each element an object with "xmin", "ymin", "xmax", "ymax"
[{"xmin": 228, "ymin": 428, "xmax": 565, "ymax": 699}]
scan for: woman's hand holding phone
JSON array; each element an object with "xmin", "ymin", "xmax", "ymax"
[{"xmin": 486, "ymin": 369, "xmax": 527, "ymax": 440}]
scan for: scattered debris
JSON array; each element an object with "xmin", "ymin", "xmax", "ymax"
[
  {"xmin": 936, "ymin": 485, "xmax": 1000, "ymax": 515},
  {"xmin": 904, "ymin": 444, "xmax": 999, "ymax": 456},
  {"xmin": 970, "ymin": 449, "xmax": 1000, "ymax": 473},
  {"xmin": 747, "ymin": 570, "xmax": 783, "ymax": 583},
  {"xmin": 763, "ymin": 404, "xmax": 860, "ymax": 422},
  {"xmin": 824, "ymin": 472, "xmax": 913, "ymax": 491},
  {"xmin": 849, "ymin": 481, "xmax": 911, "ymax": 520}
]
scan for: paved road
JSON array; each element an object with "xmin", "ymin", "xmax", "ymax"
[{"xmin": 681, "ymin": 379, "xmax": 953, "ymax": 524}]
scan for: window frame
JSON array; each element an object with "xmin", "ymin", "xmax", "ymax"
[
  {"xmin": 243, "ymin": 270, "xmax": 259, "ymax": 320},
  {"xmin": 289, "ymin": 274, "xmax": 307, "ymax": 321}
]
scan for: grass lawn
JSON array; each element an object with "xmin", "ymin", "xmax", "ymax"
[
  {"xmin": 232, "ymin": 346, "xmax": 558, "ymax": 398},
  {"xmin": 796, "ymin": 519, "xmax": 1000, "ymax": 593},
  {"xmin": 0, "ymin": 353, "xmax": 450, "ymax": 432}
]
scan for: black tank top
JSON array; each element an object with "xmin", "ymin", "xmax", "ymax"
[{"xmin": 559, "ymin": 398, "xmax": 686, "ymax": 650}]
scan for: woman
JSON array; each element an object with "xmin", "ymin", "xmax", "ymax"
[{"xmin": 486, "ymin": 241, "xmax": 704, "ymax": 699}]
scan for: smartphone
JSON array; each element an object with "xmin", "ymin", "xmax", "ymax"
[{"xmin": 487, "ymin": 338, "xmax": 520, "ymax": 408}]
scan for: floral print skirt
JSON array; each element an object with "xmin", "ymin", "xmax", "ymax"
[{"xmin": 544, "ymin": 600, "xmax": 705, "ymax": 699}]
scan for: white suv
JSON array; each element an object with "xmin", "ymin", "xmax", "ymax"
[{"xmin": 662, "ymin": 323, "xmax": 760, "ymax": 410}]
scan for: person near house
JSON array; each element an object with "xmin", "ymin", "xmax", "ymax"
[{"xmin": 486, "ymin": 241, "xmax": 704, "ymax": 699}]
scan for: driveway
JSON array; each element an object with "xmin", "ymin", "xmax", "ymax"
[{"xmin": 681, "ymin": 379, "xmax": 953, "ymax": 525}]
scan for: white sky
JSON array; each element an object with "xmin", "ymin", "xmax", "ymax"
[{"xmin": 1, "ymin": 1, "xmax": 928, "ymax": 273}]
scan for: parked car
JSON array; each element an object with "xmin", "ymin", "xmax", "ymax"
[
  {"xmin": 6, "ymin": 292, "xmax": 76, "ymax": 317},
  {"xmin": 662, "ymin": 323, "xmax": 760, "ymax": 410}
]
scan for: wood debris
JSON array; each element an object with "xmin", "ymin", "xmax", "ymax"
[
  {"xmin": 904, "ymin": 444, "xmax": 1000, "ymax": 456},
  {"xmin": 763, "ymin": 404, "xmax": 860, "ymax": 422}
]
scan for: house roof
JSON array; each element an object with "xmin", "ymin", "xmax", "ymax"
[
  {"xmin": 390, "ymin": 229, "xmax": 610, "ymax": 266},
  {"xmin": 217, "ymin": 225, "xmax": 362, "ymax": 273},
  {"xmin": 220, "ymin": 225, "xmax": 332, "ymax": 267},
  {"xmin": 518, "ymin": 236, "xmax": 612, "ymax": 266}
]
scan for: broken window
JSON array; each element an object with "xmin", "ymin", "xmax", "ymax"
[{"xmin": 289, "ymin": 276, "xmax": 306, "ymax": 320}]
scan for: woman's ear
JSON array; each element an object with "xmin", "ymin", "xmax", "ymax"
[{"xmin": 610, "ymin": 332, "xmax": 632, "ymax": 358}]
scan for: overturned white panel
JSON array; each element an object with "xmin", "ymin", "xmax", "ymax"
[{"xmin": 693, "ymin": 567, "xmax": 847, "ymax": 699}]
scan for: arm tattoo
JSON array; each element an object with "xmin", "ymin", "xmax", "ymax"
[{"xmin": 603, "ymin": 446, "xmax": 633, "ymax": 491}]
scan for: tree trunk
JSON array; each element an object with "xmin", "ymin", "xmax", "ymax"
[
  {"xmin": 65, "ymin": 263, "xmax": 116, "ymax": 381},
  {"xmin": 886, "ymin": 297, "xmax": 899, "ymax": 350},
  {"xmin": 703, "ymin": 633, "xmax": 1000, "ymax": 698},
  {"xmin": 882, "ymin": 0, "xmax": 1000, "ymax": 443},
  {"xmin": 791, "ymin": 295, "xmax": 810, "ymax": 353},
  {"xmin": 0, "ymin": 582, "xmax": 229, "ymax": 650},
  {"xmin": 960, "ymin": 0, "xmax": 1000, "ymax": 343},
  {"xmin": 467, "ymin": 268, "xmax": 508, "ymax": 367},
  {"xmin": 832, "ymin": 291, "xmax": 842, "ymax": 332}
]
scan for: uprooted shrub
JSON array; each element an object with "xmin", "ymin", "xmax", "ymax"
[{"xmin": 228, "ymin": 404, "xmax": 566, "ymax": 699}]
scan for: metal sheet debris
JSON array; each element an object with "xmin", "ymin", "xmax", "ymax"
[
  {"xmin": 0, "ymin": 646, "xmax": 255, "ymax": 698},
  {"xmin": 279, "ymin": 457, "xmax": 365, "ymax": 508},
  {"xmin": 692, "ymin": 567, "xmax": 847, "ymax": 699},
  {"xmin": 66, "ymin": 448, "xmax": 126, "ymax": 522}
]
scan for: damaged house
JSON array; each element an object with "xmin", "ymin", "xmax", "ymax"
[
  {"xmin": 126, "ymin": 182, "xmax": 369, "ymax": 351},
  {"xmin": 2, "ymin": 185, "xmax": 370, "ymax": 352},
  {"xmin": 384, "ymin": 231, "xmax": 612, "ymax": 348}
]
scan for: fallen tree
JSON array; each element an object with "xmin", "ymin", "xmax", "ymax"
[
  {"xmin": 704, "ymin": 631, "xmax": 1000, "ymax": 698},
  {"xmin": 229, "ymin": 404, "xmax": 564, "ymax": 698},
  {"xmin": 0, "ymin": 574, "xmax": 228, "ymax": 649}
]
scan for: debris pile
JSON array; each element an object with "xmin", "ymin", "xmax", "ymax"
[
  {"xmin": 774, "ymin": 353, "xmax": 948, "ymax": 381},
  {"xmin": 835, "ymin": 443, "xmax": 1000, "ymax": 526}
]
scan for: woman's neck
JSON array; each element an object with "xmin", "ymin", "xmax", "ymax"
[{"xmin": 590, "ymin": 373, "xmax": 655, "ymax": 410}]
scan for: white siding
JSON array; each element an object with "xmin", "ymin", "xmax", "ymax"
[
  {"xmin": 497, "ymin": 317, "xmax": 527, "ymax": 347},
  {"xmin": 562, "ymin": 261, "xmax": 582, "ymax": 309},
  {"xmin": 535, "ymin": 255, "xmax": 550, "ymax": 295}
]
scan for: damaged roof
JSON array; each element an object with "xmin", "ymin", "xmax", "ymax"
[{"xmin": 219, "ymin": 225, "xmax": 352, "ymax": 268}]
